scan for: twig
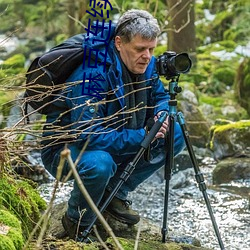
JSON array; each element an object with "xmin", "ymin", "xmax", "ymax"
[
  {"xmin": 134, "ymin": 219, "xmax": 142, "ymax": 250},
  {"xmin": 93, "ymin": 225, "xmax": 110, "ymax": 250},
  {"xmin": 61, "ymin": 148, "xmax": 124, "ymax": 250}
]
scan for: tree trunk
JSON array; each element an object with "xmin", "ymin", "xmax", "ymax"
[
  {"xmin": 67, "ymin": 0, "xmax": 77, "ymax": 36},
  {"xmin": 167, "ymin": 0, "xmax": 196, "ymax": 62},
  {"xmin": 78, "ymin": 0, "xmax": 87, "ymax": 20}
]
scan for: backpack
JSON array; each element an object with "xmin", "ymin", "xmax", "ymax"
[{"xmin": 24, "ymin": 34, "xmax": 86, "ymax": 115}]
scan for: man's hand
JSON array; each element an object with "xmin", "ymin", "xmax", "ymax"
[{"xmin": 154, "ymin": 111, "xmax": 169, "ymax": 139}]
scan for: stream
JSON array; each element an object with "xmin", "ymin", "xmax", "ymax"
[{"xmin": 38, "ymin": 155, "xmax": 250, "ymax": 250}]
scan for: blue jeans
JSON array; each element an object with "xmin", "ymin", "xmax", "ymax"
[{"xmin": 41, "ymin": 122, "xmax": 185, "ymax": 226}]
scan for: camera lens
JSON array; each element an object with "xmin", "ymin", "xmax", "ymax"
[{"xmin": 174, "ymin": 53, "xmax": 192, "ymax": 73}]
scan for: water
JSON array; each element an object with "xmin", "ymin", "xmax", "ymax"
[{"xmin": 38, "ymin": 157, "xmax": 250, "ymax": 250}]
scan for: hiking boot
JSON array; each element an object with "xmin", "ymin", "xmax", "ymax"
[
  {"xmin": 61, "ymin": 213, "xmax": 97, "ymax": 243},
  {"xmin": 105, "ymin": 196, "xmax": 140, "ymax": 225}
]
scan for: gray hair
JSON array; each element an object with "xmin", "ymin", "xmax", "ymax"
[{"xmin": 115, "ymin": 9, "xmax": 160, "ymax": 43}]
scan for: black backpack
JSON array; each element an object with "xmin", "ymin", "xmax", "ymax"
[{"xmin": 24, "ymin": 34, "xmax": 86, "ymax": 115}]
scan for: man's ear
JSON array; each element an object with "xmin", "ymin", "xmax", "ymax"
[{"xmin": 115, "ymin": 36, "xmax": 122, "ymax": 51}]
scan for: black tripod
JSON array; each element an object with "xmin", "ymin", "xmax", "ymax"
[
  {"xmin": 82, "ymin": 77, "xmax": 225, "ymax": 249},
  {"xmin": 161, "ymin": 77, "xmax": 225, "ymax": 249}
]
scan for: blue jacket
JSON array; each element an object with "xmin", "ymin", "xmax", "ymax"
[{"xmin": 44, "ymin": 23, "xmax": 170, "ymax": 156}]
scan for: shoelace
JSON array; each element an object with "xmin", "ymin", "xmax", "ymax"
[{"xmin": 123, "ymin": 199, "xmax": 132, "ymax": 209}]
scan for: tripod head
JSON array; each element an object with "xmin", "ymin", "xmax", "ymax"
[{"xmin": 168, "ymin": 76, "xmax": 182, "ymax": 100}]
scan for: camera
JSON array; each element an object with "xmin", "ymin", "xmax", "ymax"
[{"xmin": 156, "ymin": 51, "xmax": 192, "ymax": 79}]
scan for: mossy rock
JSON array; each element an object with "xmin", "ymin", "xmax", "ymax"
[
  {"xmin": 0, "ymin": 209, "xmax": 24, "ymax": 250},
  {"xmin": 209, "ymin": 120, "xmax": 250, "ymax": 160},
  {"xmin": 106, "ymin": 237, "xmax": 210, "ymax": 250},
  {"xmin": 0, "ymin": 174, "xmax": 47, "ymax": 239}
]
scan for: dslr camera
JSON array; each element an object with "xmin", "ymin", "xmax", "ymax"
[{"xmin": 156, "ymin": 51, "xmax": 192, "ymax": 79}]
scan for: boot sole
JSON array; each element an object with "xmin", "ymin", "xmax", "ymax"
[{"xmin": 105, "ymin": 210, "xmax": 140, "ymax": 225}]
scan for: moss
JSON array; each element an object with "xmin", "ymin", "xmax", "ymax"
[
  {"xmin": 0, "ymin": 209, "xmax": 21, "ymax": 229},
  {"xmin": 0, "ymin": 175, "xmax": 47, "ymax": 239},
  {"xmin": 7, "ymin": 228, "xmax": 24, "ymax": 249},
  {"xmin": 1, "ymin": 54, "xmax": 25, "ymax": 69},
  {"xmin": 0, "ymin": 209, "xmax": 24, "ymax": 249},
  {"xmin": 106, "ymin": 237, "xmax": 207, "ymax": 250},
  {"xmin": 213, "ymin": 120, "xmax": 250, "ymax": 133},
  {"xmin": 213, "ymin": 67, "xmax": 235, "ymax": 86},
  {"xmin": 0, "ymin": 235, "xmax": 16, "ymax": 250},
  {"xmin": 0, "ymin": 54, "xmax": 26, "ymax": 86},
  {"xmin": 199, "ymin": 95, "xmax": 224, "ymax": 107},
  {"xmin": 209, "ymin": 120, "xmax": 250, "ymax": 151}
]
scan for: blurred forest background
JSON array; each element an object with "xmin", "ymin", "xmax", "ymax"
[{"xmin": 0, "ymin": 0, "xmax": 250, "ymax": 129}]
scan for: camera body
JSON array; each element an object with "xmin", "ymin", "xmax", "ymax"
[{"xmin": 156, "ymin": 51, "xmax": 192, "ymax": 79}]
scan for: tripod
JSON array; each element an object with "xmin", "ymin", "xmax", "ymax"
[
  {"xmin": 82, "ymin": 77, "xmax": 225, "ymax": 250},
  {"xmin": 162, "ymin": 77, "xmax": 225, "ymax": 249}
]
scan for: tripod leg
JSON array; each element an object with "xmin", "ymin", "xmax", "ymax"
[
  {"xmin": 162, "ymin": 114, "xmax": 175, "ymax": 243},
  {"xmin": 177, "ymin": 112, "xmax": 225, "ymax": 250}
]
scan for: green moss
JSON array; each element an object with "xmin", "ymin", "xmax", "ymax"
[
  {"xmin": 213, "ymin": 67, "xmax": 235, "ymax": 86},
  {"xmin": 0, "ymin": 235, "xmax": 16, "ymax": 250},
  {"xmin": 106, "ymin": 237, "xmax": 206, "ymax": 250},
  {"xmin": 7, "ymin": 228, "xmax": 24, "ymax": 249},
  {"xmin": 217, "ymin": 40, "xmax": 237, "ymax": 51},
  {"xmin": 1, "ymin": 54, "xmax": 25, "ymax": 69},
  {"xmin": 0, "ymin": 54, "xmax": 26, "ymax": 86},
  {"xmin": 199, "ymin": 95, "xmax": 224, "ymax": 107},
  {"xmin": 209, "ymin": 120, "xmax": 250, "ymax": 150},
  {"xmin": 0, "ymin": 175, "xmax": 47, "ymax": 239},
  {"xmin": 0, "ymin": 209, "xmax": 24, "ymax": 249},
  {"xmin": 213, "ymin": 120, "xmax": 250, "ymax": 133},
  {"xmin": 0, "ymin": 209, "xmax": 21, "ymax": 229}
]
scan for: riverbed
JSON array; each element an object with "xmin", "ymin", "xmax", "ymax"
[{"xmin": 38, "ymin": 156, "xmax": 250, "ymax": 250}]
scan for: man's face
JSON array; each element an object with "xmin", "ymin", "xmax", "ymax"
[{"xmin": 115, "ymin": 35, "xmax": 157, "ymax": 74}]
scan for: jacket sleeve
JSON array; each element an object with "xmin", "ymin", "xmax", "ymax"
[{"xmin": 66, "ymin": 67, "xmax": 146, "ymax": 156}]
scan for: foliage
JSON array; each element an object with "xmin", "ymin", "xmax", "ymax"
[{"xmin": 197, "ymin": 0, "xmax": 250, "ymax": 46}]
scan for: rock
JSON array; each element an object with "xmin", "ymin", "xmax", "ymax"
[
  {"xmin": 44, "ymin": 202, "xmax": 211, "ymax": 250},
  {"xmin": 213, "ymin": 157, "xmax": 250, "ymax": 184},
  {"xmin": 179, "ymin": 100, "xmax": 211, "ymax": 148},
  {"xmin": 209, "ymin": 120, "xmax": 250, "ymax": 160},
  {"xmin": 170, "ymin": 168, "xmax": 193, "ymax": 189}
]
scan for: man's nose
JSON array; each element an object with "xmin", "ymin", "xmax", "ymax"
[{"xmin": 142, "ymin": 49, "xmax": 151, "ymax": 59}]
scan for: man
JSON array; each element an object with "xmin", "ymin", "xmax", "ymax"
[{"xmin": 41, "ymin": 9, "xmax": 185, "ymax": 241}]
